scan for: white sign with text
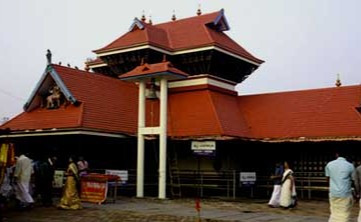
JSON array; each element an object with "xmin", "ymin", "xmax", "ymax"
[
  {"xmin": 240, "ymin": 172, "xmax": 256, "ymax": 182},
  {"xmin": 191, "ymin": 141, "xmax": 216, "ymax": 151}
]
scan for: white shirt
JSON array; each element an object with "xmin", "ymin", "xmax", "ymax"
[{"xmin": 14, "ymin": 155, "xmax": 33, "ymax": 183}]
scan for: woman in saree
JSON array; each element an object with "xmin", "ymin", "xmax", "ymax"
[
  {"xmin": 58, "ymin": 156, "xmax": 82, "ymax": 210},
  {"xmin": 280, "ymin": 161, "xmax": 297, "ymax": 208}
]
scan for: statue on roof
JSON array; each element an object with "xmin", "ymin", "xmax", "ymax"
[
  {"xmin": 46, "ymin": 49, "xmax": 52, "ymax": 65},
  {"xmin": 46, "ymin": 85, "xmax": 62, "ymax": 109}
]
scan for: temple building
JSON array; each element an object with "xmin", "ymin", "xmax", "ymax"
[{"xmin": 1, "ymin": 9, "xmax": 361, "ymax": 199}]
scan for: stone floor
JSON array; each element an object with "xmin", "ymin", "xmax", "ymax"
[{"xmin": 2, "ymin": 197, "xmax": 360, "ymax": 222}]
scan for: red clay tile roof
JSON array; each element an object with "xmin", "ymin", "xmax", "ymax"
[
  {"xmin": 167, "ymin": 90, "xmax": 251, "ymax": 138},
  {"xmin": 238, "ymin": 85, "xmax": 361, "ymax": 140},
  {"xmin": 85, "ymin": 58, "xmax": 104, "ymax": 66},
  {"xmin": 94, "ymin": 10, "xmax": 264, "ymax": 64},
  {"xmin": 1, "ymin": 65, "xmax": 139, "ymax": 135},
  {"xmin": 2, "ymin": 65, "xmax": 361, "ymax": 140},
  {"xmin": 119, "ymin": 61, "xmax": 188, "ymax": 80},
  {"xmin": 0, "ymin": 104, "xmax": 83, "ymax": 131}
]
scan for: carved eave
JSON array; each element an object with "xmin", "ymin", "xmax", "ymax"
[{"xmin": 23, "ymin": 65, "xmax": 78, "ymax": 112}]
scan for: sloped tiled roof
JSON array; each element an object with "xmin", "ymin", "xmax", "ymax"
[
  {"xmin": 1, "ymin": 65, "xmax": 139, "ymax": 135},
  {"xmin": 94, "ymin": 10, "xmax": 264, "ymax": 64},
  {"xmin": 119, "ymin": 61, "xmax": 188, "ymax": 80},
  {"xmin": 1, "ymin": 105, "xmax": 83, "ymax": 131},
  {"xmin": 167, "ymin": 89, "xmax": 251, "ymax": 138},
  {"xmin": 2, "ymin": 65, "xmax": 361, "ymax": 141},
  {"xmin": 238, "ymin": 85, "xmax": 361, "ymax": 140}
]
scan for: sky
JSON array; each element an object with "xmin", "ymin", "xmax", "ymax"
[{"xmin": 0, "ymin": 0, "xmax": 360, "ymax": 120}]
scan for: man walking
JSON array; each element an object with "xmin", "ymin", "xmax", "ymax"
[
  {"xmin": 325, "ymin": 150, "xmax": 354, "ymax": 222},
  {"xmin": 14, "ymin": 152, "xmax": 34, "ymax": 209},
  {"xmin": 268, "ymin": 162, "xmax": 284, "ymax": 207}
]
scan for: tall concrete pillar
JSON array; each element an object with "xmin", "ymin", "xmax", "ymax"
[
  {"xmin": 136, "ymin": 80, "xmax": 146, "ymax": 198},
  {"xmin": 158, "ymin": 78, "xmax": 168, "ymax": 199}
]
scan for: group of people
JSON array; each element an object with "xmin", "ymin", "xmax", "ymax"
[
  {"xmin": 268, "ymin": 151, "xmax": 361, "ymax": 222},
  {"xmin": 268, "ymin": 161, "xmax": 297, "ymax": 209},
  {"xmin": 0, "ymin": 151, "xmax": 89, "ymax": 213}
]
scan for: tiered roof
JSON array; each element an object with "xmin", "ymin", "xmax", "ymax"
[{"xmin": 92, "ymin": 10, "xmax": 263, "ymax": 65}]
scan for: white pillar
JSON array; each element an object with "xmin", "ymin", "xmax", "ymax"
[
  {"xmin": 158, "ymin": 78, "xmax": 168, "ymax": 199},
  {"xmin": 137, "ymin": 80, "xmax": 146, "ymax": 198}
]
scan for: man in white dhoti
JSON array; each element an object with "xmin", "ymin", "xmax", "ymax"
[
  {"xmin": 268, "ymin": 162, "xmax": 284, "ymax": 207},
  {"xmin": 14, "ymin": 152, "xmax": 34, "ymax": 208},
  {"xmin": 326, "ymin": 151, "xmax": 354, "ymax": 222},
  {"xmin": 352, "ymin": 161, "xmax": 361, "ymax": 222}
]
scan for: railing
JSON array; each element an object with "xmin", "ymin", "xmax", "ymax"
[
  {"xmin": 172, "ymin": 170, "xmax": 237, "ymax": 199},
  {"xmin": 72, "ymin": 169, "xmax": 328, "ymax": 199}
]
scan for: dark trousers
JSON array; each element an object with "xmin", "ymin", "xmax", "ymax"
[{"xmin": 39, "ymin": 180, "xmax": 53, "ymax": 206}]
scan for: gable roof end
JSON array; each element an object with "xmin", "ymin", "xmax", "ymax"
[
  {"xmin": 212, "ymin": 9, "xmax": 230, "ymax": 31},
  {"xmin": 129, "ymin": 18, "xmax": 145, "ymax": 31},
  {"xmin": 23, "ymin": 65, "xmax": 78, "ymax": 112}
]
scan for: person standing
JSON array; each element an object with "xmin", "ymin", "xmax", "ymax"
[
  {"xmin": 280, "ymin": 161, "xmax": 297, "ymax": 208},
  {"xmin": 58, "ymin": 156, "xmax": 82, "ymax": 210},
  {"xmin": 38, "ymin": 156, "xmax": 57, "ymax": 206},
  {"xmin": 268, "ymin": 162, "xmax": 284, "ymax": 207},
  {"xmin": 353, "ymin": 160, "xmax": 361, "ymax": 222},
  {"xmin": 326, "ymin": 151, "xmax": 354, "ymax": 222},
  {"xmin": 77, "ymin": 156, "xmax": 89, "ymax": 177},
  {"xmin": 14, "ymin": 152, "xmax": 34, "ymax": 209}
]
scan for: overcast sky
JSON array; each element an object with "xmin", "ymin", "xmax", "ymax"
[{"xmin": 0, "ymin": 0, "xmax": 360, "ymax": 119}]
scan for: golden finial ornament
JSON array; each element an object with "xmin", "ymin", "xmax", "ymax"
[
  {"xmin": 172, "ymin": 10, "xmax": 176, "ymax": 21},
  {"xmin": 335, "ymin": 73, "xmax": 342, "ymax": 87},
  {"xmin": 197, "ymin": 4, "xmax": 202, "ymax": 16},
  {"xmin": 141, "ymin": 10, "xmax": 146, "ymax": 22}
]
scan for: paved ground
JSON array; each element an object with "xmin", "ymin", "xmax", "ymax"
[{"xmin": 2, "ymin": 197, "xmax": 360, "ymax": 222}]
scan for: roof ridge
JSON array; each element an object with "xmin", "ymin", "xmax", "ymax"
[
  {"xmin": 144, "ymin": 24, "xmax": 150, "ymax": 43},
  {"xmin": 163, "ymin": 26, "xmax": 173, "ymax": 49},
  {"xmin": 154, "ymin": 10, "xmax": 220, "ymax": 27},
  {"xmin": 77, "ymin": 103, "xmax": 85, "ymax": 127},
  {"xmin": 206, "ymin": 91, "xmax": 224, "ymax": 135},
  {"xmin": 53, "ymin": 64, "xmax": 119, "ymax": 81},
  {"xmin": 240, "ymin": 84, "xmax": 361, "ymax": 97},
  {"xmin": 202, "ymin": 22, "xmax": 215, "ymax": 44}
]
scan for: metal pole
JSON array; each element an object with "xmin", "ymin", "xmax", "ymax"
[
  {"xmin": 136, "ymin": 80, "xmax": 145, "ymax": 198},
  {"xmin": 158, "ymin": 78, "xmax": 168, "ymax": 199},
  {"xmin": 233, "ymin": 170, "xmax": 236, "ymax": 199}
]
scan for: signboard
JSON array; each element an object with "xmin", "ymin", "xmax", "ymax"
[
  {"xmin": 80, "ymin": 180, "xmax": 108, "ymax": 204},
  {"xmin": 191, "ymin": 141, "xmax": 216, "ymax": 156},
  {"xmin": 240, "ymin": 172, "xmax": 256, "ymax": 186},
  {"xmin": 105, "ymin": 170, "xmax": 128, "ymax": 185},
  {"xmin": 53, "ymin": 170, "xmax": 65, "ymax": 188}
]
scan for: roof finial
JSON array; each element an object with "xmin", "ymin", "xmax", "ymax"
[
  {"xmin": 335, "ymin": 73, "xmax": 342, "ymax": 87},
  {"xmin": 140, "ymin": 57, "xmax": 145, "ymax": 65},
  {"xmin": 162, "ymin": 54, "xmax": 167, "ymax": 62},
  {"xmin": 197, "ymin": 4, "xmax": 202, "ymax": 16},
  {"xmin": 46, "ymin": 49, "xmax": 52, "ymax": 65},
  {"xmin": 67, "ymin": 63, "xmax": 71, "ymax": 68},
  {"xmin": 148, "ymin": 15, "xmax": 152, "ymax": 25},
  {"xmin": 172, "ymin": 10, "xmax": 176, "ymax": 21},
  {"xmin": 141, "ymin": 10, "xmax": 146, "ymax": 22}
]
